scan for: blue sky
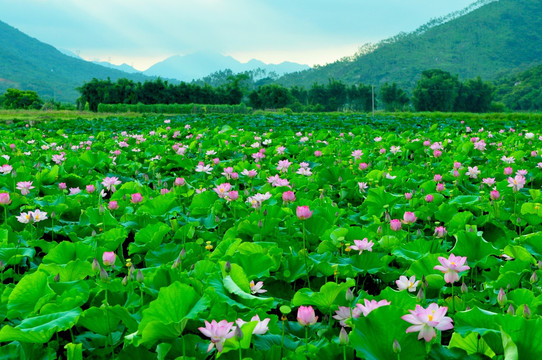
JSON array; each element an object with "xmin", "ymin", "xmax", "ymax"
[{"xmin": 1, "ymin": 0, "xmax": 477, "ymax": 70}]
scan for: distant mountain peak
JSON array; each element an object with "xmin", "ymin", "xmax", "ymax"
[{"xmin": 143, "ymin": 51, "xmax": 310, "ymax": 82}]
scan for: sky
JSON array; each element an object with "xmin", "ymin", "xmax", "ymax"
[{"xmin": 0, "ymin": 0, "xmax": 478, "ymax": 71}]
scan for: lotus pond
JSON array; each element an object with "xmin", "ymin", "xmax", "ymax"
[{"xmin": 0, "ymin": 113, "xmax": 542, "ymax": 359}]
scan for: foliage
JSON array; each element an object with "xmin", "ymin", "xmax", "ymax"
[
  {"xmin": 1, "ymin": 88, "xmax": 43, "ymax": 110},
  {"xmin": 2, "ymin": 91, "xmax": 542, "ymax": 359}
]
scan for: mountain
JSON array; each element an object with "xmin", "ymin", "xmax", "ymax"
[
  {"xmin": 93, "ymin": 61, "xmax": 140, "ymax": 74},
  {"xmin": 143, "ymin": 50, "xmax": 310, "ymax": 82},
  {"xmin": 278, "ymin": 0, "xmax": 542, "ymax": 90},
  {"xmin": 0, "ymin": 20, "xmax": 150, "ymax": 102},
  {"xmin": 493, "ymin": 62, "xmax": 542, "ymax": 111}
]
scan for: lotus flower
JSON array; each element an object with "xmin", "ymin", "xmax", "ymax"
[
  {"xmin": 348, "ymin": 238, "xmax": 374, "ymax": 254},
  {"xmin": 434, "ymin": 253, "xmax": 470, "ymax": 283},
  {"xmin": 402, "ymin": 303, "xmax": 453, "ymax": 342},
  {"xmin": 198, "ymin": 319, "xmax": 235, "ymax": 353},
  {"xmin": 297, "ymin": 306, "xmax": 318, "ymax": 326}
]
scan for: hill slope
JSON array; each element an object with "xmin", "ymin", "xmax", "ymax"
[
  {"xmin": 0, "ymin": 20, "xmax": 149, "ymax": 102},
  {"xmin": 493, "ymin": 62, "xmax": 542, "ymax": 111},
  {"xmin": 278, "ymin": 0, "xmax": 542, "ymax": 90},
  {"xmin": 143, "ymin": 50, "xmax": 310, "ymax": 82}
]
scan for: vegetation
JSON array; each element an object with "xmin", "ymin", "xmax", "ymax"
[
  {"xmin": 493, "ymin": 62, "xmax": 542, "ymax": 111},
  {"xmin": 1, "ymin": 88, "xmax": 43, "ymax": 110},
  {"xmin": 1, "ymin": 114, "xmax": 542, "ymax": 358}
]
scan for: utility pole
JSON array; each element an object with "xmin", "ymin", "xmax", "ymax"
[{"xmin": 371, "ymin": 84, "xmax": 375, "ymax": 116}]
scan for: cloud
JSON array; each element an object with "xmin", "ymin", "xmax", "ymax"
[{"xmin": 0, "ymin": 0, "xmax": 477, "ymax": 67}]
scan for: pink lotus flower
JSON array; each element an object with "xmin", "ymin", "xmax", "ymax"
[
  {"xmin": 69, "ymin": 187, "xmax": 81, "ymax": 195},
  {"xmin": 504, "ymin": 167, "xmax": 513, "ymax": 175},
  {"xmin": 236, "ymin": 315, "xmax": 270, "ymax": 335},
  {"xmin": 108, "ymin": 201, "xmax": 119, "ymax": 210},
  {"xmin": 198, "ymin": 319, "xmax": 235, "ymax": 353},
  {"xmin": 131, "ymin": 193, "xmax": 143, "ymax": 204},
  {"xmin": 358, "ymin": 182, "xmax": 368, "ymax": 193},
  {"xmin": 434, "ymin": 226, "xmax": 447, "ymax": 238},
  {"xmin": 351, "ymin": 150, "xmax": 363, "ymax": 160},
  {"xmin": 86, "ymin": 185, "xmax": 95, "ymax": 193},
  {"xmin": 490, "ymin": 190, "xmax": 500, "ymax": 200},
  {"xmin": 241, "ymin": 169, "xmax": 258, "ymax": 178},
  {"xmin": 434, "ymin": 174, "xmax": 442, "ymax": 182},
  {"xmin": 436, "ymin": 183, "xmax": 445, "ymax": 192},
  {"xmin": 102, "ymin": 177, "xmax": 121, "ymax": 192},
  {"xmin": 453, "ymin": 162, "xmax": 462, "ymax": 169},
  {"xmin": 16, "ymin": 181, "xmax": 34, "ymax": 196},
  {"xmin": 348, "ymin": 238, "xmax": 374, "ymax": 254},
  {"xmin": 390, "ymin": 219, "xmax": 402, "ymax": 231},
  {"xmin": 0, "ymin": 193, "xmax": 11, "ymax": 205},
  {"xmin": 396, "ymin": 275, "xmax": 419, "ymax": 292},
  {"xmin": 507, "ymin": 175, "xmax": 525, "ymax": 192},
  {"xmin": 226, "ymin": 191, "xmax": 239, "ymax": 201},
  {"xmin": 433, "ymin": 150, "xmax": 442, "ymax": 158},
  {"xmin": 296, "ymin": 206, "xmax": 313, "ymax": 220},
  {"xmin": 434, "ymin": 253, "xmax": 470, "ymax": 283},
  {"xmin": 214, "ymin": 183, "xmax": 232, "ymax": 198},
  {"xmin": 102, "ymin": 251, "xmax": 116, "ymax": 266},
  {"xmin": 0, "ymin": 164, "xmax": 12, "ymax": 174},
  {"xmin": 359, "ymin": 162, "xmax": 368, "ymax": 170},
  {"xmin": 425, "ymin": 194, "xmax": 434, "ymax": 203},
  {"xmin": 250, "ymin": 280, "xmax": 267, "ymax": 294},
  {"xmin": 174, "ymin": 177, "xmax": 185, "ymax": 186},
  {"xmin": 356, "ymin": 299, "xmax": 391, "ymax": 316},
  {"xmin": 402, "ymin": 212, "xmax": 417, "ymax": 225},
  {"xmin": 277, "ymin": 159, "xmax": 292, "ymax": 172},
  {"xmin": 297, "ymin": 306, "xmax": 318, "ymax": 326},
  {"xmin": 402, "ymin": 303, "xmax": 453, "ymax": 342},
  {"xmin": 333, "ymin": 306, "xmax": 362, "ymax": 327},
  {"xmin": 161, "ymin": 188, "xmax": 170, "ymax": 195},
  {"xmin": 59, "ymin": 182, "xmax": 67, "ymax": 190},
  {"xmin": 405, "ymin": 192, "xmax": 413, "ymax": 200},
  {"xmin": 282, "ymin": 191, "xmax": 296, "ymax": 203},
  {"xmin": 314, "ymin": 150, "xmax": 322, "ymax": 157},
  {"xmin": 482, "ymin": 178, "xmax": 496, "ymax": 187}
]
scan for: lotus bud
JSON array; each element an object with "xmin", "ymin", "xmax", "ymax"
[
  {"xmin": 461, "ymin": 282, "xmax": 468, "ymax": 293},
  {"xmin": 51, "ymin": 211, "xmax": 56, "ymax": 219},
  {"xmin": 180, "ymin": 248, "xmax": 186, "ymax": 258},
  {"xmin": 0, "ymin": 260, "xmax": 4, "ymax": 271},
  {"xmin": 91, "ymin": 229, "xmax": 96, "ymax": 237},
  {"xmin": 345, "ymin": 288, "xmax": 354, "ymax": 302},
  {"xmin": 530, "ymin": 271, "xmax": 538, "ymax": 284},
  {"xmin": 393, "ymin": 339, "xmax": 401, "ymax": 354},
  {"xmin": 416, "ymin": 288, "xmax": 424, "ymax": 302},
  {"xmin": 524, "ymin": 304, "xmax": 531, "ymax": 319},
  {"xmin": 235, "ymin": 324, "xmax": 243, "ymax": 340},
  {"xmin": 129, "ymin": 265, "xmax": 136, "ymax": 280},
  {"xmin": 507, "ymin": 304, "xmax": 515, "ymax": 315},
  {"xmin": 100, "ymin": 267, "xmax": 109, "ymax": 282},
  {"xmin": 122, "ymin": 276, "xmax": 128, "ymax": 286},
  {"xmin": 377, "ymin": 225, "xmax": 382, "ymax": 234},
  {"xmin": 339, "ymin": 327, "xmax": 349, "ymax": 345},
  {"xmin": 498, "ymin": 288, "xmax": 507, "ymax": 307},
  {"xmin": 263, "ymin": 209, "xmax": 268, "ymax": 216},
  {"xmin": 54, "ymin": 273, "xmax": 60, "ymax": 282},
  {"xmin": 258, "ymin": 219, "xmax": 263, "ymax": 228},
  {"xmin": 225, "ymin": 261, "xmax": 232, "ymax": 273},
  {"xmin": 92, "ymin": 258, "xmax": 100, "ymax": 273},
  {"xmin": 171, "ymin": 257, "xmax": 181, "ymax": 269},
  {"xmin": 137, "ymin": 270, "xmax": 144, "ymax": 283}
]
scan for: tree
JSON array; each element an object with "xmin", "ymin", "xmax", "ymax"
[
  {"xmin": 380, "ymin": 83, "xmax": 409, "ymax": 111},
  {"xmin": 412, "ymin": 69, "xmax": 461, "ymax": 112},
  {"xmin": 457, "ymin": 77, "xmax": 494, "ymax": 112},
  {"xmin": 3, "ymin": 88, "xmax": 43, "ymax": 109},
  {"xmin": 249, "ymin": 84, "xmax": 292, "ymax": 109}
]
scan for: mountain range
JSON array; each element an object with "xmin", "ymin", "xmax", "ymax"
[
  {"xmin": 142, "ymin": 51, "xmax": 310, "ymax": 82},
  {"xmin": 2, "ymin": 0, "xmax": 542, "ymax": 103},
  {"xmin": 278, "ymin": 0, "xmax": 542, "ymax": 90}
]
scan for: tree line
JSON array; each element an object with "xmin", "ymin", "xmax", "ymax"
[{"xmin": 76, "ymin": 69, "xmax": 495, "ymax": 113}]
